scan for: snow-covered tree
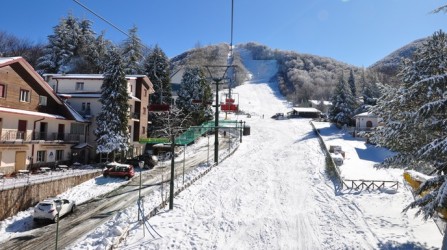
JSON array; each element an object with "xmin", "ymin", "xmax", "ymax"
[
  {"xmin": 348, "ymin": 69, "xmax": 356, "ymax": 98},
  {"xmin": 121, "ymin": 25, "xmax": 143, "ymax": 74},
  {"xmin": 176, "ymin": 67, "xmax": 213, "ymax": 126},
  {"xmin": 372, "ymin": 30, "xmax": 447, "ymax": 222},
  {"xmin": 143, "ymin": 45, "xmax": 172, "ymax": 105},
  {"xmin": 329, "ymin": 74, "xmax": 356, "ymax": 126},
  {"xmin": 37, "ymin": 14, "xmax": 98, "ymax": 74},
  {"xmin": 94, "ymin": 47, "xmax": 130, "ymax": 157}
]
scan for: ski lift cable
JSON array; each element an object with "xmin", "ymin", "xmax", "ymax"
[{"xmin": 71, "ymin": 0, "xmax": 151, "ymax": 51}]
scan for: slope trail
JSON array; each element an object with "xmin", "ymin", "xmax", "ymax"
[{"xmin": 120, "ymin": 50, "xmax": 378, "ymax": 249}]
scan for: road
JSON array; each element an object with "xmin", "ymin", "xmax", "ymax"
[{"xmin": 2, "ymin": 134, "xmax": 238, "ymax": 250}]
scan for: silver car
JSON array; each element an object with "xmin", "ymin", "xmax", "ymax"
[{"xmin": 33, "ymin": 198, "xmax": 76, "ymax": 222}]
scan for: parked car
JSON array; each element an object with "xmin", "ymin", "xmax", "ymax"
[
  {"xmin": 271, "ymin": 113, "xmax": 286, "ymax": 120},
  {"xmin": 124, "ymin": 154, "xmax": 158, "ymax": 169},
  {"xmin": 103, "ymin": 162, "xmax": 135, "ymax": 179},
  {"xmin": 33, "ymin": 198, "xmax": 76, "ymax": 222}
]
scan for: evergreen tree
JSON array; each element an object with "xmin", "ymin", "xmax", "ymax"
[
  {"xmin": 94, "ymin": 47, "xmax": 130, "ymax": 156},
  {"xmin": 372, "ymin": 30, "xmax": 447, "ymax": 222},
  {"xmin": 143, "ymin": 45, "xmax": 172, "ymax": 105},
  {"xmin": 348, "ymin": 69, "xmax": 356, "ymax": 98},
  {"xmin": 37, "ymin": 14, "xmax": 98, "ymax": 74},
  {"xmin": 329, "ymin": 75, "xmax": 356, "ymax": 125},
  {"xmin": 121, "ymin": 25, "xmax": 143, "ymax": 74},
  {"xmin": 176, "ymin": 67, "xmax": 213, "ymax": 125}
]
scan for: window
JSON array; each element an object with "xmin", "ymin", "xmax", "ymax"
[
  {"xmin": 70, "ymin": 123, "xmax": 85, "ymax": 135},
  {"xmin": 144, "ymin": 89, "xmax": 147, "ymax": 97},
  {"xmin": 39, "ymin": 95, "xmax": 47, "ymax": 106},
  {"xmin": 0, "ymin": 84, "xmax": 6, "ymax": 98},
  {"xmin": 82, "ymin": 103, "xmax": 86, "ymax": 111},
  {"xmin": 36, "ymin": 150, "xmax": 46, "ymax": 162},
  {"xmin": 75, "ymin": 82, "xmax": 84, "ymax": 91},
  {"xmin": 142, "ymin": 126, "xmax": 146, "ymax": 134},
  {"xmin": 143, "ymin": 107, "xmax": 146, "ymax": 115},
  {"xmin": 56, "ymin": 150, "xmax": 64, "ymax": 161},
  {"xmin": 19, "ymin": 89, "xmax": 30, "ymax": 102}
]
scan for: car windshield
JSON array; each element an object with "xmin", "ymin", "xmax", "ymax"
[{"xmin": 38, "ymin": 203, "xmax": 53, "ymax": 209}]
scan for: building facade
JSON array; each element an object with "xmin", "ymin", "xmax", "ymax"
[
  {"xmin": 0, "ymin": 57, "xmax": 87, "ymax": 175},
  {"xmin": 44, "ymin": 74, "xmax": 154, "ymax": 162}
]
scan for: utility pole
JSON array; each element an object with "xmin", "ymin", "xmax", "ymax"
[{"xmin": 205, "ymin": 66, "xmax": 233, "ymax": 165}]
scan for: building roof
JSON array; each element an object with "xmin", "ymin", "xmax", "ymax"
[
  {"xmin": 0, "ymin": 57, "xmax": 62, "ymax": 105},
  {"xmin": 292, "ymin": 107, "xmax": 321, "ymax": 113},
  {"xmin": 354, "ymin": 112, "xmax": 378, "ymax": 118},
  {"xmin": 0, "ymin": 57, "xmax": 86, "ymax": 122},
  {"xmin": 0, "ymin": 107, "xmax": 66, "ymax": 119}
]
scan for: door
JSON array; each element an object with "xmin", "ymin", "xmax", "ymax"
[
  {"xmin": 57, "ymin": 124, "xmax": 65, "ymax": 140},
  {"xmin": 0, "ymin": 118, "xmax": 3, "ymax": 140},
  {"xmin": 15, "ymin": 151, "xmax": 26, "ymax": 171},
  {"xmin": 39, "ymin": 122, "xmax": 48, "ymax": 140},
  {"xmin": 18, "ymin": 120, "xmax": 27, "ymax": 139}
]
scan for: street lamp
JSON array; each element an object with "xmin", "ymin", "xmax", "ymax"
[
  {"xmin": 55, "ymin": 200, "xmax": 62, "ymax": 250},
  {"xmin": 138, "ymin": 160, "xmax": 144, "ymax": 221}
]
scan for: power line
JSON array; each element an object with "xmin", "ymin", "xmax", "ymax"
[{"xmin": 71, "ymin": 0, "xmax": 130, "ymax": 39}]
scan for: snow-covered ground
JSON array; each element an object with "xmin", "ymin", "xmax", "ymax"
[
  {"xmin": 117, "ymin": 51, "xmax": 441, "ymax": 249},
  {"xmin": 1, "ymin": 50, "xmax": 443, "ymax": 249}
]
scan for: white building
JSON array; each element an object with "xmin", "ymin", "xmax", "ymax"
[
  {"xmin": 354, "ymin": 112, "xmax": 380, "ymax": 135},
  {"xmin": 44, "ymin": 74, "xmax": 154, "ymax": 162}
]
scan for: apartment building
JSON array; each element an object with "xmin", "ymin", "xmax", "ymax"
[
  {"xmin": 44, "ymin": 74, "xmax": 154, "ymax": 162},
  {"xmin": 0, "ymin": 57, "xmax": 87, "ymax": 175}
]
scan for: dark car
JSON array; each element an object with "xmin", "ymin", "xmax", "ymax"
[
  {"xmin": 103, "ymin": 162, "xmax": 135, "ymax": 179},
  {"xmin": 125, "ymin": 154, "xmax": 158, "ymax": 169}
]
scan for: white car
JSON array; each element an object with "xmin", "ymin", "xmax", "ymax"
[{"xmin": 33, "ymin": 198, "xmax": 76, "ymax": 222}]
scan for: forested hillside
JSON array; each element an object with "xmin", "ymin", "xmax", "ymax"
[{"xmin": 369, "ymin": 38, "xmax": 427, "ymax": 85}]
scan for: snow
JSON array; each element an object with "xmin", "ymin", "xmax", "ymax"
[{"xmin": 0, "ymin": 50, "xmax": 444, "ymax": 249}]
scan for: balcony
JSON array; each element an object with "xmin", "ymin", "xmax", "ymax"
[
  {"xmin": 0, "ymin": 129, "xmax": 81, "ymax": 143},
  {"xmin": 131, "ymin": 112, "xmax": 140, "ymax": 119}
]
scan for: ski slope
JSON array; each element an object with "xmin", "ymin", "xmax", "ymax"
[{"xmin": 118, "ymin": 50, "xmax": 441, "ymax": 249}]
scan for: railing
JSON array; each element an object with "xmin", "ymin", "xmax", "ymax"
[
  {"xmin": 1, "ymin": 129, "xmax": 30, "ymax": 141},
  {"xmin": 1, "ymin": 130, "xmax": 81, "ymax": 143},
  {"xmin": 131, "ymin": 112, "xmax": 140, "ymax": 119},
  {"xmin": 342, "ymin": 179, "xmax": 399, "ymax": 191}
]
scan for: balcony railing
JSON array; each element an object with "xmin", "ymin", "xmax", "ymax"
[
  {"xmin": 0, "ymin": 129, "xmax": 81, "ymax": 143},
  {"xmin": 131, "ymin": 112, "xmax": 140, "ymax": 119}
]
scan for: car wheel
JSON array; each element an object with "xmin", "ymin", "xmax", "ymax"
[
  {"xmin": 71, "ymin": 204, "xmax": 76, "ymax": 213},
  {"xmin": 124, "ymin": 175, "xmax": 130, "ymax": 180},
  {"xmin": 103, "ymin": 174, "xmax": 108, "ymax": 178}
]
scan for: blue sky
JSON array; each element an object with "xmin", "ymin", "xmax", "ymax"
[{"xmin": 1, "ymin": 0, "xmax": 446, "ymax": 67}]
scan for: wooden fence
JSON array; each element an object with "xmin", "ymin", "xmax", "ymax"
[{"xmin": 342, "ymin": 179, "xmax": 399, "ymax": 191}]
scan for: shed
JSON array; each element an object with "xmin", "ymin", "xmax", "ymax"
[
  {"xmin": 288, "ymin": 107, "xmax": 322, "ymax": 118},
  {"xmin": 354, "ymin": 112, "xmax": 379, "ymax": 131}
]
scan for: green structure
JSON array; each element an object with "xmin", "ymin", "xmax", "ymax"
[{"xmin": 174, "ymin": 120, "xmax": 241, "ymax": 145}]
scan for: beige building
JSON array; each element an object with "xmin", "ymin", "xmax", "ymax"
[
  {"xmin": 0, "ymin": 57, "xmax": 87, "ymax": 175},
  {"xmin": 44, "ymin": 74, "xmax": 154, "ymax": 162}
]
